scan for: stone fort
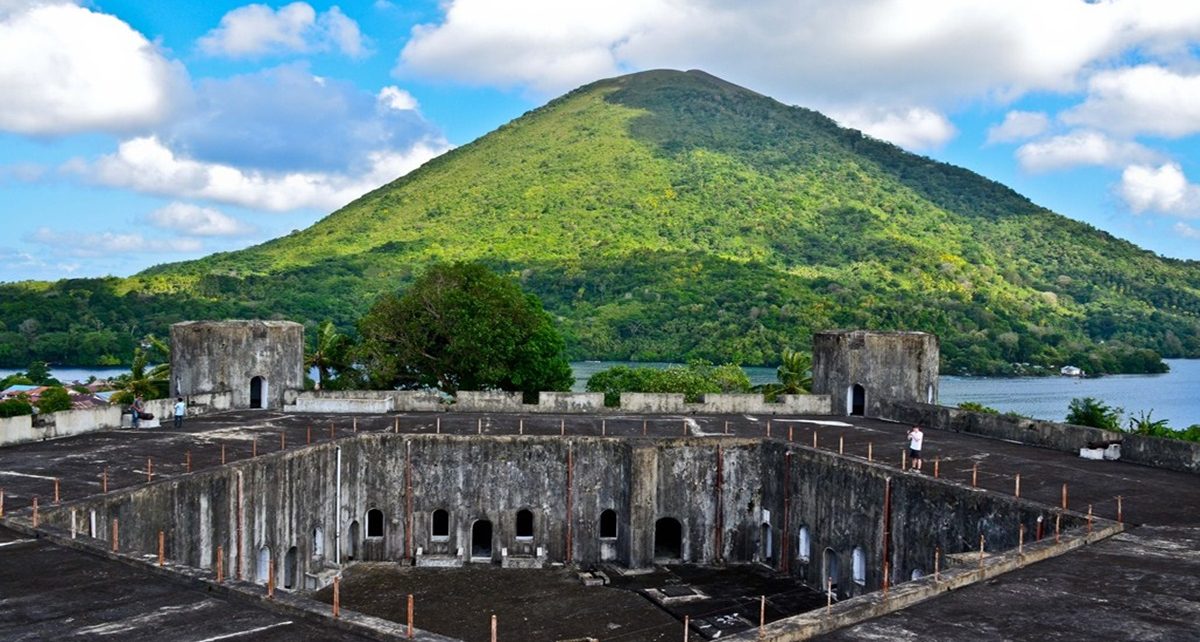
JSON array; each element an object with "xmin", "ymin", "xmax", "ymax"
[{"xmin": 0, "ymin": 320, "xmax": 1196, "ymax": 641}]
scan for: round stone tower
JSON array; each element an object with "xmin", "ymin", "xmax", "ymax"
[
  {"xmin": 810, "ymin": 330, "xmax": 939, "ymax": 417},
  {"xmin": 170, "ymin": 320, "xmax": 304, "ymax": 410}
]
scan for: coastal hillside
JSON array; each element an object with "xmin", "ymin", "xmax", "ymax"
[{"xmin": 3, "ymin": 70, "xmax": 1199, "ymax": 373}]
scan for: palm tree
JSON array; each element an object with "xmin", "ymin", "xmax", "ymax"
[
  {"xmin": 757, "ymin": 349, "xmax": 812, "ymax": 401},
  {"xmin": 112, "ymin": 335, "xmax": 170, "ymax": 403},
  {"xmin": 306, "ymin": 321, "xmax": 351, "ymax": 389}
]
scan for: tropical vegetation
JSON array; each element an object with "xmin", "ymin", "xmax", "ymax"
[
  {"xmin": 1, "ymin": 70, "xmax": 1199, "ymax": 375},
  {"xmin": 586, "ymin": 360, "xmax": 752, "ymax": 406}
]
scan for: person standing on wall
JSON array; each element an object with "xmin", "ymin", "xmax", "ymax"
[
  {"xmin": 173, "ymin": 396, "xmax": 186, "ymax": 429},
  {"xmin": 907, "ymin": 425, "xmax": 924, "ymax": 472},
  {"xmin": 131, "ymin": 395, "xmax": 145, "ymax": 429}
]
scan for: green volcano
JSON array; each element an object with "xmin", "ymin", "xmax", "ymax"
[{"xmin": 4, "ymin": 70, "xmax": 1199, "ymax": 374}]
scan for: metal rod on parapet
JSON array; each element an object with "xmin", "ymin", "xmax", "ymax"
[
  {"xmin": 53, "ymin": 478, "xmax": 60, "ymax": 504},
  {"xmin": 683, "ymin": 419, "xmax": 688, "ymax": 436},
  {"xmin": 102, "ymin": 467, "xmax": 108, "ymax": 493},
  {"xmin": 724, "ymin": 420, "xmax": 729, "ymax": 435},
  {"xmin": 252, "ymin": 438, "xmax": 257, "ymax": 458},
  {"xmin": 216, "ymin": 545, "xmax": 224, "ymax": 582},
  {"xmin": 1117, "ymin": 496, "xmax": 1123, "ymax": 523},
  {"xmin": 268, "ymin": 558, "xmax": 275, "ymax": 598},
  {"xmin": 812, "ymin": 431, "xmax": 818, "ymax": 449},
  {"xmin": 1015, "ymin": 474, "xmax": 1021, "ymax": 498},
  {"xmin": 490, "ymin": 614, "xmax": 497, "ymax": 642},
  {"xmin": 978, "ymin": 534, "xmax": 985, "ymax": 570},
  {"xmin": 1062, "ymin": 483, "xmax": 1068, "ymax": 509},
  {"xmin": 112, "ymin": 518, "xmax": 119, "ymax": 553},
  {"xmin": 560, "ymin": 419, "xmax": 565, "ymax": 436},
  {"xmin": 221, "ymin": 444, "xmax": 226, "ymax": 465},
  {"xmin": 394, "ymin": 417, "xmax": 399, "ymax": 434},
  {"xmin": 0, "ymin": 487, "xmax": 4, "ymax": 517},
  {"xmin": 407, "ymin": 593, "xmax": 414, "ymax": 639},
  {"xmin": 1087, "ymin": 504, "xmax": 1093, "ymax": 533},
  {"xmin": 158, "ymin": 530, "xmax": 165, "ymax": 566},
  {"xmin": 839, "ymin": 436, "xmax": 844, "ymax": 455},
  {"xmin": 147, "ymin": 457, "xmax": 153, "ymax": 483},
  {"xmin": 972, "ymin": 463, "xmax": 978, "ymax": 488},
  {"xmin": 478, "ymin": 418, "xmax": 482, "ymax": 435},
  {"xmin": 759, "ymin": 594, "xmax": 766, "ymax": 636},
  {"xmin": 933, "ymin": 457, "xmax": 939, "ymax": 478},
  {"xmin": 1055, "ymin": 513, "xmax": 1061, "ymax": 543},
  {"xmin": 788, "ymin": 425, "xmax": 793, "ymax": 442},
  {"xmin": 32, "ymin": 496, "xmax": 38, "ymax": 527},
  {"xmin": 882, "ymin": 560, "xmax": 889, "ymax": 597},
  {"xmin": 436, "ymin": 417, "xmax": 441, "ymax": 434},
  {"xmin": 826, "ymin": 578, "xmax": 833, "ymax": 614},
  {"xmin": 353, "ymin": 418, "xmax": 358, "ymax": 433},
  {"xmin": 1036, "ymin": 515, "xmax": 1044, "ymax": 541},
  {"xmin": 684, "ymin": 615, "xmax": 690, "ymax": 642},
  {"xmin": 934, "ymin": 547, "xmax": 941, "ymax": 582},
  {"xmin": 185, "ymin": 451, "xmax": 192, "ymax": 473},
  {"xmin": 1019, "ymin": 524, "xmax": 1025, "ymax": 555},
  {"xmin": 766, "ymin": 420, "xmax": 771, "ymax": 438},
  {"xmin": 519, "ymin": 419, "xmax": 524, "ymax": 435},
  {"xmin": 868, "ymin": 443, "xmax": 873, "ymax": 462},
  {"xmin": 902, "ymin": 450, "xmax": 907, "ymax": 471},
  {"xmin": 643, "ymin": 419, "xmax": 647, "ymax": 435},
  {"xmin": 332, "ymin": 576, "xmax": 340, "ymax": 617},
  {"xmin": 70, "ymin": 510, "xmax": 76, "ymax": 539}
]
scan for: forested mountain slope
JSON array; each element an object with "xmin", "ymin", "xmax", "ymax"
[{"xmin": 3, "ymin": 69, "xmax": 1198, "ymax": 374}]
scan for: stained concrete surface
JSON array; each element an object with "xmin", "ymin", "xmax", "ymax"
[
  {"xmin": 2, "ymin": 409, "xmax": 1199, "ymax": 641},
  {"xmin": 0, "ymin": 525, "xmax": 369, "ymax": 641}
]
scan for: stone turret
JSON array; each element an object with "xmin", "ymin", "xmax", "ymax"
[
  {"xmin": 811, "ymin": 330, "xmax": 939, "ymax": 417},
  {"xmin": 170, "ymin": 320, "xmax": 304, "ymax": 410}
]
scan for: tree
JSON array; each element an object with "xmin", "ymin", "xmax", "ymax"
[
  {"xmin": 358, "ymin": 262, "xmax": 573, "ymax": 394},
  {"xmin": 756, "ymin": 349, "xmax": 812, "ymax": 401},
  {"xmin": 586, "ymin": 360, "xmax": 751, "ymax": 406},
  {"xmin": 37, "ymin": 386, "xmax": 73, "ymax": 413},
  {"xmin": 1065, "ymin": 397, "xmax": 1122, "ymax": 431},
  {"xmin": 111, "ymin": 335, "xmax": 170, "ymax": 404},
  {"xmin": 0, "ymin": 397, "xmax": 32, "ymax": 418},
  {"xmin": 306, "ymin": 320, "xmax": 354, "ymax": 390}
]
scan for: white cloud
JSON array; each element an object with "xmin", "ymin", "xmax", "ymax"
[
  {"xmin": 986, "ymin": 111, "xmax": 1049, "ymax": 144},
  {"xmin": 1173, "ymin": 222, "xmax": 1200, "ymax": 239},
  {"xmin": 397, "ymin": 0, "xmax": 1200, "ymax": 108},
  {"xmin": 80, "ymin": 136, "xmax": 449, "ymax": 212},
  {"xmin": 1119, "ymin": 163, "xmax": 1200, "ymax": 216},
  {"xmin": 199, "ymin": 2, "xmax": 367, "ymax": 58},
  {"xmin": 1063, "ymin": 65, "xmax": 1200, "ymax": 138},
  {"xmin": 28, "ymin": 227, "xmax": 203, "ymax": 257},
  {"xmin": 1016, "ymin": 131, "xmax": 1159, "ymax": 173},
  {"xmin": 144, "ymin": 203, "xmax": 255, "ymax": 237},
  {"xmin": 378, "ymin": 86, "xmax": 419, "ymax": 111},
  {"xmin": 0, "ymin": 2, "xmax": 187, "ymax": 135},
  {"xmin": 832, "ymin": 106, "xmax": 956, "ymax": 150}
]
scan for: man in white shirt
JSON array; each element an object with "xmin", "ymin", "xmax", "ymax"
[
  {"xmin": 907, "ymin": 425, "xmax": 924, "ymax": 472},
  {"xmin": 173, "ymin": 397, "xmax": 186, "ymax": 429}
]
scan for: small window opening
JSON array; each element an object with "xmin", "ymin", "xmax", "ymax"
[
  {"xmin": 797, "ymin": 526, "xmax": 811, "ymax": 561},
  {"xmin": 432, "ymin": 509, "xmax": 449, "ymax": 539},
  {"xmin": 367, "ymin": 508, "xmax": 384, "ymax": 538},
  {"xmin": 852, "ymin": 546, "xmax": 867, "ymax": 585},
  {"xmin": 516, "ymin": 509, "xmax": 534, "ymax": 539},
  {"xmin": 599, "ymin": 509, "xmax": 618, "ymax": 539},
  {"xmin": 312, "ymin": 526, "xmax": 324, "ymax": 558}
]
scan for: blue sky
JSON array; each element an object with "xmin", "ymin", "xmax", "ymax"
[{"xmin": 3, "ymin": 0, "xmax": 1200, "ymax": 281}]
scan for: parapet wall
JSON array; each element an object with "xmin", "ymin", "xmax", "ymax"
[
  {"xmin": 287, "ymin": 391, "xmax": 833, "ymax": 415},
  {"xmin": 882, "ymin": 401, "xmax": 1200, "ymax": 475},
  {"xmin": 0, "ymin": 391, "xmax": 233, "ymax": 447},
  {"xmin": 38, "ymin": 434, "xmax": 1085, "ymax": 599}
]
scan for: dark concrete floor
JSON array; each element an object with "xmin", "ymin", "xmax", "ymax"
[
  {"xmin": 0, "ymin": 525, "xmax": 369, "ymax": 641},
  {"xmin": 1, "ymin": 408, "xmax": 1198, "ymax": 641}
]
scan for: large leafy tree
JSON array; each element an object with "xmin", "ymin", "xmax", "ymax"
[
  {"xmin": 358, "ymin": 262, "xmax": 573, "ymax": 394},
  {"xmin": 111, "ymin": 335, "xmax": 170, "ymax": 403},
  {"xmin": 306, "ymin": 320, "xmax": 356, "ymax": 390}
]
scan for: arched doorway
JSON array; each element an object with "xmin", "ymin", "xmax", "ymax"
[
  {"xmin": 347, "ymin": 520, "xmax": 360, "ymax": 560},
  {"xmin": 654, "ymin": 517, "xmax": 683, "ymax": 560},
  {"xmin": 760, "ymin": 523, "xmax": 774, "ymax": 564},
  {"xmin": 848, "ymin": 384, "xmax": 865, "ymax": 416},
  {"xmin": 256, "ymin": 546, "xmax": 271, "ymax": 584},
  {"xmin": 250, "ymin": 376, "xmax": 265, "ymax": 409},
  {"xmin": 471, "ymin": 520, "xmax": 493, "ymax": 560},
  {"xmin": 284, "ymin": 546, "xmax": 297, "ymax": 589},
  {"xmin": 822, "ymin": 548, "xmax": 840, "ymax": 598}
]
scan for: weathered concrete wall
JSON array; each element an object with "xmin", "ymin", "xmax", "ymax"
[
  {"xmin": 0, "ymin": 414, "xmax": 35, "ymax": 445},
  {"xmin": 38, "ymin": 433, "xmax": 1082, "ymax": 600},
  {"xmin": 49, "ymin": 406, "xmax": 124, "ymax": 437},
  {"xmin": 684, "ymin": 394, "xmax": 833, "ymax": 415},
  {"xmin": 812, "ymin": 331, "xmax": 939, "ymax": 417},
  {"xmin": 394, "ymin": 391, "xmax": 444, "ymax": 412},
  {"xmin": 171, "ymin": 320, "xmax": 304, "ymax": 410},
  {"xmin": 884, "ymin": 401, "xmax": 1200, "ymax": 475},
  {"xmin": 453, "ymin": 391, "xmax": 526, "ymax": 413},
  {"xmin": 538, "ymin": 392, "xmax": 604, "ymax": 413},
  {"xmin": 293, "ymin": 397, "xmax": 393, "ymax": 414},
  {"xmin": 620, "ymin": 393, "xmax": 686, "ymax": 413}
]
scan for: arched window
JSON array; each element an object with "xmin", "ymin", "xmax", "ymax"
[
  {"xmin": 256, "ymin": 546, "xmax": 271, "ymax": 584},
  {"xmin": 312, "ymin": 526, "xmax": 324, "ymax": 558},
  {"xmin": 599, "ymin": 509, "xmax": 617, "ymax": 539},
  {"xmin": 516, "ymin": 509, "xmax": 534, "ymax": 539},
  {"xmin": 852, "ymin": 546, "xmax": 866, "ymax": 585},
  {"xmin": 797, "ymin": 526, "xmax": 811, "ymax": 562},
  {"xmin": 367, "ymin": 508, "xmax": 384, "ymax": 538},
  {"xmin": 432, "ymin": 509, "xmax": 449, "ymax": 540},
  {"xmin": 911, "ymin": 568, "xmax": 924, "ymax": 581},
  {"xmin": 284, "ymin": 546, "xmax": 298, "ymax": 589}
]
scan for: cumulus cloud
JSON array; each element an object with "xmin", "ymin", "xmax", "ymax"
[
  {"xmin": 0, "ymin": 2, "xmax": 187, "ymax": 135},
  {"xmin": 164, "ymin": 65, "xmax": 440, "ymax": 173},
  {"xmin": 78, "ymin": 136, "xmax": 448, "ymax": 212},
  {"xmin": 831, "ymin": 106, "xmax": 956, "ymax": 150},
  {"xmin": 1063, "ymin": 65, "xmax": 1200, "ymax": 138},
  {"xmin": 397, "ymin": 0, "xmax": 1200, "ymax": 108},
  {"xmin": 28, "ymin": 227, "xmax": 203, "ymax": 257},
  {"xmin": 1173, "ymin": 222, "xmax": 1200, "ymax": 239},
  {"xmin": 144, "ymin": 203, "xmax": 255, "ymax": 237},
  {"xmin": 1016, "ymin": 131, "xmax": 1159, "ymax": 172},
  {"xmin": 1119, "ymin": 163, "xmax": 1200, "ymax": 216},
  {"xmin": 986, "ymin": 111, "xmax": 1049, "ymax": 144},
  {"xmin": 378, "ymin": 86, "xmax": 419, "ymax": 111},
  {"xmin": 199, "ymin": 2, "xmax": 367, "ymax": 58}
]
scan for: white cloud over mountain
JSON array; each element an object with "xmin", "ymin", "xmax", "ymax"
[
  {"xmin": 832, "ymin": 107, "xmax": 956, "ymax": 151},
  {"xmin": 28, "ymin": 227, "xmax": 203, "ymax": 257},
  {"xmin": 1063, "ymin": 66, "xmax": 1200, "ymax": 138},
  {"xmin": 1120, "ymin": 163, "xmax": 1200, "ymax": 216},
  {"xmin": 0, "ymin": 2, "xmax": 187, "ymax": 135},
  {"xmin": 198, "ymin": 2, "xmax": 367, "ymax": 58},
  {"xmin": 987, "ymin": 111, "xmax": 1049, "ymax": 144},
  {"xmin": 144, "ymin": 203, "xmax": 255, "ymax": 237},
  {"xmin": 1016, "ymin": 131, "xmax": 1160, "ymax": 173}
]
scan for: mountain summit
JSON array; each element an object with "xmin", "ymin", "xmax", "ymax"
[{"xmin": 6, "ymin": 70, "xmax": 1199, "ymax": 373}]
